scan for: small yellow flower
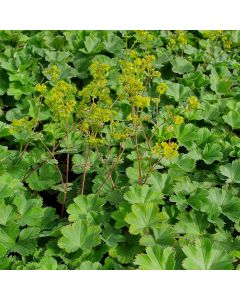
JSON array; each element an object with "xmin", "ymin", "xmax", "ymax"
[
  {"xmin": 157, "ymin": 83, "xmax": 168, "ymax": 95},
  {"xmin": 161, "ymin": 141, "xmax": 179, "ymax": 158},
  {"xmin": 36, "ymin": 83, "xmax": 47, "ymax": 94},
  {"xmin": 166, "ymin": 125, "xmax": 174, "ymax": 133},
  {"xmin": 188, "ymin": 96, "xmax": 200, "ymax": 109},
  {"xmin": 173, "ymin": 115, "xmax": 184, "ymax": 125},
  {"xmin": 129, "ymin": 50, "xmax": 138, "ymax": 58},
  {"xmin": 88, "ymin": 135, "xmax": 105, "ymax": 147},
  {"xmin": 177, "ymin": 31, "xmax": 187, "ymax": 46},
  {"xmin": 132, "ymin": 95, "xmax": 150, "ymax": 108}
]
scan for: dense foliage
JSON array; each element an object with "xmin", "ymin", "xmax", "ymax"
[{"xmin": 0, "ymin": 30, "xmax": 240, "ymax": 270}]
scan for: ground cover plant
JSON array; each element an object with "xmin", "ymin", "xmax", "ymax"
[{"xmin": 0, "ymin": 30, "xmax": 240, "ymax": 270}]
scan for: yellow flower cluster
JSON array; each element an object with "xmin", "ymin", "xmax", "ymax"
[
  {"xmin": 36, "ymin": 83, "xmax": 47, "ymax": 94},
  {"xmin": 88, "ymin": 135, "xmax": 105, "ymax": 147},
  {"xmin": 9, "ymin": 117, "xmax": 36, "ymax": 135},
  {"xmin": 119, "ymin": 53, "xmax": 160, "ymax": 108},
  {"xmin": 111, "ymin": 121, "xmax": 133, "ymax": 141},
  {"xmin": 133, "ymin": 55, "xmax": 160, "ymax": 77},
  {"xmin": 132, "ymin": 95, "xmax": 150, "ymax": 108},
  {"xmin": 222, "ymin": 36, "xmax": 232, "ymax": 49},
  {"xmin": 79, "ymin": 61, "xmax": 112, "ymax": 104},
  {"xmin": 112, "ymin": 132, "xmax": 131, "ymax": 141},
  {"xmin": 89, "ymin": 61, "xmax": 110, "ymax": 80},
  {"xmin": 77, "ymin": 103, "xmax": 116, "ymax": 132},
  {"xmin": 188, "ymin": 96, "xmax": 200, "ymax": 109},
  {"xmin": 126, "ymin": 113, "xmax": 139, "ymax": 124},
  {"xmin": 44, "ymin": 79, "xmax": 77, "ymax": 119},
  {"xmin": 152, "ymin": 141, "xmax": 179, "ymax": 159},
  {"xmin": 167, "ymin": 38, "xmax": 177, "ymax": 50},
  {"xmin": 134, "ymin": 30, "xmax": 154, "ymax": 45},
  {"xmin": 157, "ymin": 82, "xmax": 168, "ymax": 95},
  {"xmin": 161, "ymin": 141, "xmax": 179, "ymax": 158},
  {"xmin": 120, "ymin": 72, "xmax": 145, "ymax": 97},
  {"xmin": 177, "ymin": 31, "xmax": 187, "ymax": 46},
  {"xmin": 173, "ymin": 115, "xmax": 184, "ymax": 125}
]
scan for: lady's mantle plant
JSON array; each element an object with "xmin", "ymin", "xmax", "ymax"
[{"xmin": 0, "ymin": 30, "xmax": 239, "ymax": 269}]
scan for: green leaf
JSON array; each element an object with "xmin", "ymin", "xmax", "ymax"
[
  {"xmin": 223, "ymin": 111, "xmax": 240, "ymax": 129},
  {"xmin": 175, "ymin": 211, "xmax": 209, "ymax": 238},
  {"xmin": 0, "ymin": 223, "xmax": 19, "ymax": 252},
  {"xmin": 67, "ymin": 194, "xmax": 105, "ymax": 223},
  {"xmin": 220, "ymin": 159, "xmax": 240, "ymax": 183},
  {"xmin": 83, "ymin": 36, "xmax": 102, "ymax": 54},
  {"xmin": 0, "ymin": 174, "xmax": 23, "ymax": 199},
  {"xmin": 124, "ymin": 184, "xmax": 164, "ymax": 205},
  {"xmin": 175, "ymin": 123, "xmax": 196, "ymax": 148},
  {"xmin": 102, "ymin": 225, "xmax": 125, "ymax": 248},
  {"xmin": 207, "ymin": 187, "xmax": 240, "ymax": 223},
  {"xmin": 111, "ymin": 201, "xmax": 131, "ymax": 229},
  {"xmin": 147, "ymin": 172, "xmax": 174, "ymax": 195},
  {"xmin": 134, "ymin": 245, "xmax": 175, "ymax": 270},
  {"xmin": 172, "ymin": 155, "xmax": 196, "ymax": 172},
  {"xmin": 0, "ymin": 69, "xmax": 9, "ymax": 95},
  {"xmin": 14, "ymin": 195, "xmax": 44, "ymax": 226},
  {"xmin": 0, "ymin": 202, "xmax": 14, "ymax": 226},
  {"xmin": 140, "ymin": 224, "xmax": 175, "ymax": 247},
  {"xmin": 103, "ymin": 32, "xmax": 124, "ymax": 54},
  {"xmin": 78, "ymin": 261, "xmax": 101, "ymax": 270},
  {"xmin": 201, "ymin": 143, "xmax": 223, "ymax": 164},
  {"xmin": 58, "ymin": 221, "xmax": 101, "ymax": 253},
  {"xmin": 72, "ymin": 150, "xmax": 98, "ymax": 174},
  {"xmin": 171, "ymin": 57, "xmax": 194, "ymax": 74},
  {"xmin": 210, "ymin": 67, "xmax": 232, "ymax": 94},
  {"xmin": 26, "ymin": 163, "xmax": 61, "ymax": 191},
  {"xmin": 109, "ymin": 234, "xmax": 143, "ymax": 264},
  {"xmin": 125, "ymin": 203, "xmax": 164, "ymax": 235},
  {"xmin": 15, "ymin": 227, "xmax": 40, "ymax": 256},
  {"xmin": 37, "ymin": 256, "xmax": 58, "ymax": 270},
  {"xmin": 166, "ymin": 82, "xmax": 191, "ymax": 102},
  {"xmin": 182, "ymin": 239, "xmax": 233, "ymax": 270}
]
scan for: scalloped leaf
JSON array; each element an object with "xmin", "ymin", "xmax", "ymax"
[
  {"xmin": 26, "ymin": 163, "xmax": 61, "ymax": 191},
  {"xmin": 134, "ymin": 245, "xmax": 175, "ymax": 270}
]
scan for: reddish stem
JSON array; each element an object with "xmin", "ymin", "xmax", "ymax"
[
  {"xmin": 81, "ymin": 148, "xmax": 89, "ymax": 195},
  {"xmin": 61, "ymin": 117, "xmax": 70, "ymax": 217}
]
